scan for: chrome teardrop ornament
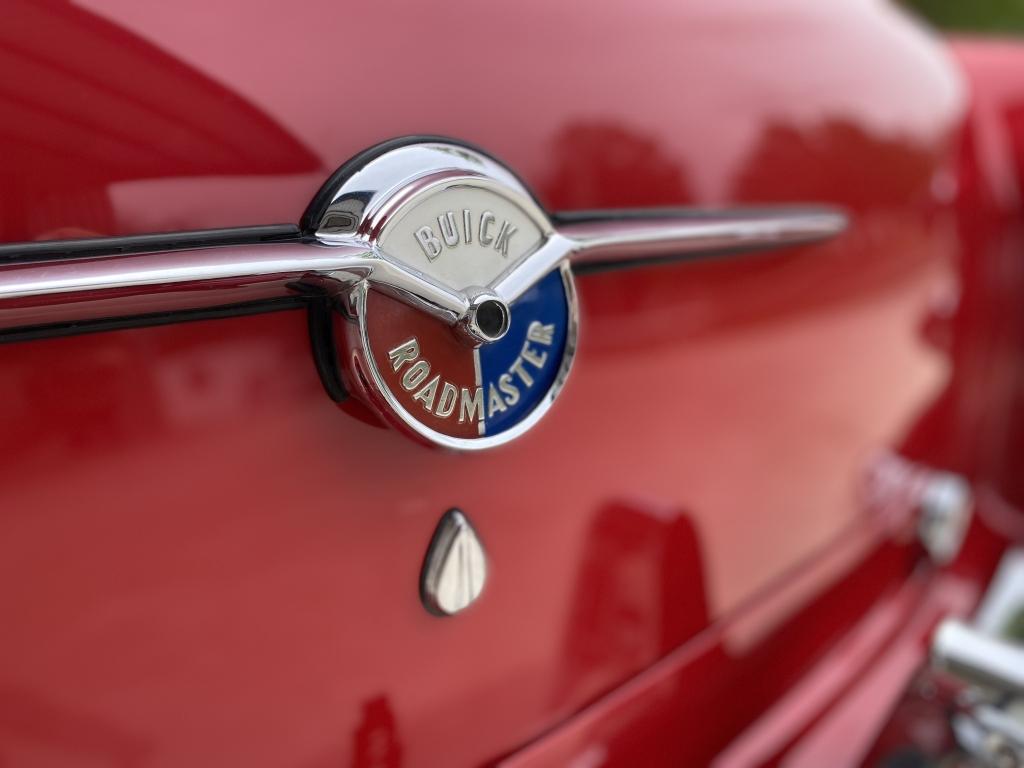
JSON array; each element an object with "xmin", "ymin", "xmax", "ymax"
[{"xmin": 420, "ymin": 510, "xmax": 487, "ymax": 616}]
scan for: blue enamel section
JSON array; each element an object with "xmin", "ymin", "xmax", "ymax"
[{"xmin": 478, "ymin": 269, "xmax": 569, "ymax": 435}]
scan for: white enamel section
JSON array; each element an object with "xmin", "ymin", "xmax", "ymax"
[{"xmin": 380, "ymin": 185, "xmax": 543, "ymax": 291}]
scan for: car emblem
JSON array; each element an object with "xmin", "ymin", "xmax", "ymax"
[
  {"xmin": 302, "ymin": 139, "xmax": 579, "ymax": 450},
  {"xmin": 0, "ymin": 136, "xmax": 846, "ymax": 450}
]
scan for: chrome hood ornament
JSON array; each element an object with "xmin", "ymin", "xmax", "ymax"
[
  {"xmin": 0, "ymin": 137, "xmax": 847, "ymax": 450},
  {"xmin": 420, "ymin": 510, "xmax": 487, "ymax": 616}
]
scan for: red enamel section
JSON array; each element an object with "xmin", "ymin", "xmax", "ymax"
[{"xmin": 364, "ymin": 289, "xmax": 480, "ymax": 439}]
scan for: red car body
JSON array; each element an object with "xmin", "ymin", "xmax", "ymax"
[{"xmin": 1, "ymin": 1, "xmax": 1023, "ymax": 765}]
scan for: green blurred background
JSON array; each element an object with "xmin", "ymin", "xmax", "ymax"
[{"xmin": 902, "ymin": 0, "xmax": 1024, "ymax": 32}]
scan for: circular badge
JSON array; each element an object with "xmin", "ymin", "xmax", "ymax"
[{"xmin": 307, "ymin": 139, "xmax": 578, "ymax": 450}]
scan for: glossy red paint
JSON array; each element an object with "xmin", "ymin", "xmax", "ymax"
[
  {"xmin": 501, "ymin": 552, "xmax": 979, "ymax": 767},
  {"xmin": 942, "ymin": 40, "xmax": 1024, "ymax": 514},
  {"xmin": 0, "ymin": 1, "xmax": 1018, "ymax": 766}
]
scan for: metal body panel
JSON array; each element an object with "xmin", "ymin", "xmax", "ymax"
[{"xmin": 0, "ymin": 1, "xmax": 1019, "ymax": 766}]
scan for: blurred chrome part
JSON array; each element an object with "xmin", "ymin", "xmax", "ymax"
[
  {"xmin": 953, "ymin": 704, "xmax": 1024, "ymax": 768},
  {"xmin": 977, "ymin": 551, "xmax": 1024, "ymax": 636},
  {"xmin": 933, "ymin": 620, "xmax": 1024, "ymax": 696},
  {"xmin": 862, "ymin": 452, "xmax": 972, "ymax": 564},
  {"xmin": 420, "ymin": 510, "xmax": 487, "ymax": 617},
  {"xmin": 931, "ymin": 550, "xmax": 1024, "ymax": 767},
  {"xmin": 918, "ymin": 471, "xmax": 973, "ymax": 565}
]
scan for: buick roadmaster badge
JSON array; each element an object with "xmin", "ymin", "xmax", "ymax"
[{"xmin": 306, "ymin": 139, "xmax": 579, "ymax": 450}]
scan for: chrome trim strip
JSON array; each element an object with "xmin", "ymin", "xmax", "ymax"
[
  {"xmin": 0, "ymin": 240, "xmax": 476, "ymax": 331},
  {"xmin": 488, "ymin": 207, "xmax": 846, "ymax": 301},
  {"xmin": 0, "ymin": 242, "xmax": 354, "ymax": 331},
  {"xmin": 0, "ymin": 242, "xmax": 353, "ymax": 299},
  {"xmin": 562, "ymin": 208, "xmax": 847, "ymax": 264},
  {"xmin": 0, "ymin": 205, "xmax": 845, "ymax": 335}
]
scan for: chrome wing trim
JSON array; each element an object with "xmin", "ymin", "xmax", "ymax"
[
  {"xmin": 562, "ymin": 208, "xmax": 847, "ymax": 265},
  {"xmin": 0, "ymin": 206, "xmax": 845, "ymax": 335}
]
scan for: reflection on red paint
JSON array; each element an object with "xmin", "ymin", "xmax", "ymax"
[
  {"xmin": 0, "ymin": 0, "xmax": 319, "ymax": 243},
  {"xmin": 553, "ymin": 501, "xmax": 707, "ymax": 710},
  {"xmin": 353, "ymin": 697, "xmax": 402, "ymax": 768}
]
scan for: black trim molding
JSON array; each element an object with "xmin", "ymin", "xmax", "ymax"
[{"xmin": 0, "ymin": 224, "xmax": 301, "ymax": 264}]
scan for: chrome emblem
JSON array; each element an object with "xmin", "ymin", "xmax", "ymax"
[
  {"xmin": 0, "ymin": 137, "xmax": 846, "ymax": 450},
  {"xmin": 306, "ymin": 139, "xmax": 578, "ymax": 450},
  {"xmin": 420, "ymin": 510, "xmax": 487, "ymax": 616}
]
